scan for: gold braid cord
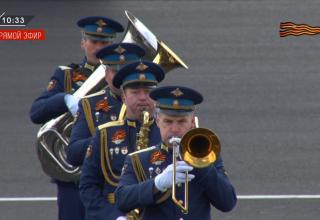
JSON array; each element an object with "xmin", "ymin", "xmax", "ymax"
[
  {"xmin": 280, "ymin": 22, "xmax": 320, "ymax": 37},
  {"xmin": 63, "ymin": 69, "xmax": 72, "ymax": 93},
  {"xmin": 118, "ymin": 104, "xmax": 127, "ymax": 120},
  {"xmin": 100, "ymin": 128, "xmax": 118, "ymax": 187},
  {"xmin": 130, "ymin": 151, "xmax": 171, "ymax": 204},
  {"xmin": 81, "ymin": 98, "xmax": 96, "ymax": 136},
  {"xmin": 131, "ymin": 154, "xmax": 147, "ymax": 182},
  {"xmin": 156, "ymin": 189, "xmax": 172, "ymax": 204}
]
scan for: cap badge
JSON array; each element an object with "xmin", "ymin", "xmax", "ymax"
[
  {"xmin": 171, "ymin": 88, "xmax": 184, "ymax": 97},
  {"xmin": 115, "ymin": 46, "xmax": 126, "ymax": 54},
  {"xmin": 97, "ymin": 27, "xmax": 103, "ymax": 33},
  {"xmin": 119, "ymin": 55, "xmax": 126, "ymax": 62},
  {"xmin": 136, "ymin": 63, "xmax": 148, "ymax": 71},
  {"xmin": 139, "ymin": 73, "xmax": 146, "ymax": 80},
  {"xmin": 173, "ymin": 100, "xmax": 180, "ymax": 107},
  {"xmin": 112, "ymin": 129, "xmax": 126, "ymax": 144},
  {"xmin": 96, "ymin": 19, "xmax": 107, "ymax": 27}
]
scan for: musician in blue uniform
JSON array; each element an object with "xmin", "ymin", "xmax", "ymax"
[
  {"xmin": 29, "ymin": 16, "xmax": 124, "ymax": 220},
  {"xmin": 79, "ymin": 61, "xmax": 165, "ymax": 220},
  {"xmin": 67, "ymin": 43, "xmax": 146, "ymax": 167},
  {"xmin": 115, "ymin": 86, "xmax": 237, "ymax": 220}
]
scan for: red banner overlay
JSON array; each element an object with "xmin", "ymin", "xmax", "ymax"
[
  {"xmin": 0, "ymin": 29, "xmax": 45, "ymax": 40},
  {"xmin": 280, "ymin": 22, "xmax": 320, "ymax": 37}
]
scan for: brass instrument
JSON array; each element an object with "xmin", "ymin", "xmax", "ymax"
[
  {"xmin": 122, "ymin": 11, "xmax": 189, "ymax": 219},
  {"xmin": 36, "ymin": 65, "xmax": 106, "ymax": 182},
  {"xmin": 169, "ymin": 127, "xmax": 221, "ymax": 214},
  {"xmin": 126, "ymin": 111, "xmax": 149, "ymax": 220},
  {"xmin": 122, "ymin": 10, "xmax": 188, "ymax": 73},
  {"xmin": 136, "ymin": 110, "xmax": 151, "ymax": 150}
]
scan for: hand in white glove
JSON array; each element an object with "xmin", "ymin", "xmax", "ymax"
[
  {"xmin": 154, "ymin": 161, "xmax": 195, "ymax": 192},
  {"xmin": 116, "ymin": 216, "xmax": 127, "ymax": 220},
  {"xmin": 64, "ymin": 94, "xmax": 80, "ymax": 116}
]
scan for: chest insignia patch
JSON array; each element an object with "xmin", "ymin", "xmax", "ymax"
[
  {"xmin": 95, "ymin": 99, "xmax": 111, "ymax": 112},
  {"xmin": 150, "ymin": 150, "xmax": 166, "ymax": 165},
  {"xmin": 112, "ymin": 129, "xmax": 126, "ymax": 144},
  {"xmin": 47, "ymin": 79, "xmax": 57, "ymax": 91}
]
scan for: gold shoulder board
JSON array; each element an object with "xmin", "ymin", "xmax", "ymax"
[
  {"xmin": 98, "ymin": 119, "xmax": 125, "ymax": 130},
  {"xmin": 58, "ymin": 65, "xmax": 72, "ymax": 70},
  {"xmin": 129, "ymin": 146, "xmax": 157, "ymax": 156},
  {"xmin": 82, "ymin": 89, "xmax": 106, "ymax": 99}
]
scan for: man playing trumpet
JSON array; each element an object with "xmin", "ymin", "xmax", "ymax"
[{"xmin": 115, "ymin": 85, "xmax": 237, "ymax": 220}]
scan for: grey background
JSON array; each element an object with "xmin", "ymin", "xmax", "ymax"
[{"xmin": 1, "ymin": 0, "xmax": 320, "ymax": 219}]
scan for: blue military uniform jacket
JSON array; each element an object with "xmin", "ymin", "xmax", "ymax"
[
  {"xmin": 30, "ymin": 59, "xmax": 100, "ymax": 124},
  {"xmin": 115, "ymin": 144, "xmax": 237, "ymax": 220},
  {"xmin": 79, "ymin": 118, "xmax": 161, "ymax": 220},
  {"xmin": 67, "ymin": 88, "xmax": 126, "ymax": 166}
]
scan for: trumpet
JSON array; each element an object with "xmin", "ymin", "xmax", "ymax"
[{"xmin": 169, "ymin": 127, "xmax": 221, "ymax": 214}]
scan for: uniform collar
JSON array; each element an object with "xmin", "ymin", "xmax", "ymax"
[
  {"xmin": 126, "ymin": 118, "xmax": 155, "ymax": 127},
  {"xmin": 109, "ymin": 89, "xmax": 121, "ymax": 101},
  {"xmin": 127, "ymin": 119, "xmax": 137, "ymax": 127},
  {"xmin": 161, "ymin": 143, "xmax": 169, "ymax": 152},
  {"xmin": 84, "ymin": 62, "xmax": 97, "ymax": 72}
]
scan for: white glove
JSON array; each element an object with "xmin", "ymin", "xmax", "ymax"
[
  {"xmin": 154, "ymin": 161, "xmax": 195, "ymax": 192},
  {"xmin": 64, "ymin": 94, "xmax": 80, "ymax": 116},
  {"xmin": 116, "ymin": 216, "xmax": 127, "ymax": 220}
]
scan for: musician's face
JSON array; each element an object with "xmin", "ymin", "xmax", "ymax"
[
  {"xmin": 81, "ymin": 38, "xmax": 112, "ymax": 65},
  {"xmin": 156, "ymin": 112, "xmax": 195, "ymax": 147},
  {"xmin": 104, "ymin": 67, "xmax": 122, "ymax": 96},
  {"xmin": 122, "ymin": 87, "xmax": 155, "ymax": 120}
]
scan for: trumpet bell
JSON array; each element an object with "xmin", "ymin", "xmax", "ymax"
[
  {"xmin": 180, "ymin": 128, "xmax": 221, "ymax": 168},
  {"xmin": 122, "ymin": 10, "xmax": 188, "ymax": 73}
]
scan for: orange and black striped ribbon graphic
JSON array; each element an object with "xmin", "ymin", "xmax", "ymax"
[{"xmin": 279, "ymin": 22, "xmax": 320, "ymax": 37}]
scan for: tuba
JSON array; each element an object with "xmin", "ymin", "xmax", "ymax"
[
  {"xmin": 36, "ymin": 65, "xmax": 106, "ymax": 182},
  {"xmin": 170, "ymin": 127, "xmax": 221, "ymax": 214},
  {"xmin": 122, "ymin": 10, "xmax": 188, "ymax": 73}
]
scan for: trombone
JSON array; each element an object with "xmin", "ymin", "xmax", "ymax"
[{"xmin": 169, "ymin": 126, "xmax": 221, "ymax": 214}]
